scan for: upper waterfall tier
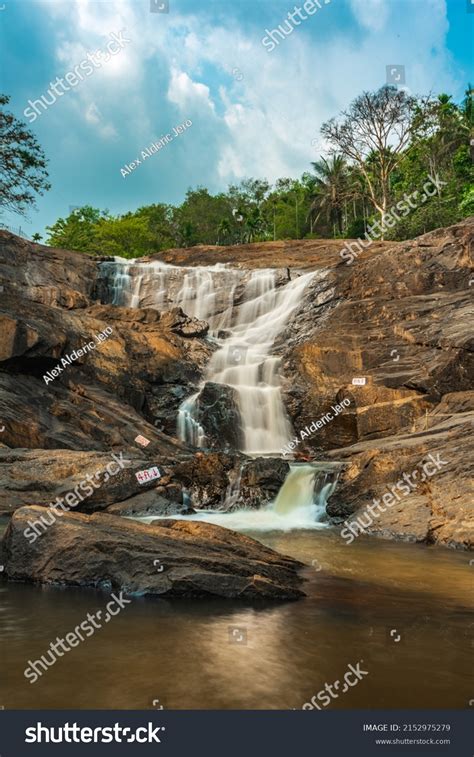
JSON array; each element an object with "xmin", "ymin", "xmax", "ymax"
[{"xmin": 100, "ymin": 258, "xmax": 321, "ymax": 455}]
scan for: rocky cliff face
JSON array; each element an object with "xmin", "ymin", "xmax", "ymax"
[
  {"xmin": 276, "ymin": 221, "xmax": 473, "ymax": 548},
  {"xmin": 0, "ymin": 233, "xmax": 296, "ymax": 525},
  {"xmin": 0, "ymin": 221, "xmax": 472, "ymax": 551}
]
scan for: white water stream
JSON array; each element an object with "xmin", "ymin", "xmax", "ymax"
[
  {"xmin": 101, "ymin": 258, "xmax": 337, "ymax": 526},
  {"xmin": 102, "ymin": 258, "xmax": 319, "ymax": 455},
  {"xmin": 136, "ymin": 463, "xmax": 339, "ymax": 531},
  {"xmin": 179, "ymin": 268, "xmax": 317, "ymax": 454}
]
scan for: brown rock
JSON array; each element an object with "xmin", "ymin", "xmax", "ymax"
[
  {"xmin": 105, "ymin": 489, "xmax": 194, "ymax": 517},
  {"xmin": 0, "ymin": 506, "xmax": 305, "ymax": 599},
  {"xmin": 325, "ymin": 401, "xmax": 474, "ymax": 549}
]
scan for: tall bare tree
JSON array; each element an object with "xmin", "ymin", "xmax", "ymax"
[{"xmin": 321, "ymin": 86, "xmax": 421, "ymax": 224}]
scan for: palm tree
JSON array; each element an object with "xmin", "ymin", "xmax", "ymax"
[
  {"xmin": 243, "ymin": 207, "xmax": 263, "ymax": 243},
  {"xmin": 309, "ymin": 155, "xmax": 348, "ymax": 237},
  {"xmin": 32, "ymin": 232, "xmax": 42, "ymax": 242},
  {"xmin": 217, "ymin": 218, "xmax": 232, "ymax": 245},
  {"xmin": 462, "ymin": 83, "xmax": 473, "ymax": 126}
]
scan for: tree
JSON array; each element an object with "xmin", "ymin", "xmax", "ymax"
[
  {"xmin": 94, "ymin": 215, "xmax": 156, "ymax": 258},
  {"xmin": 39, "ymin": 84, "xmax": 472, "ymax": 255},
  {"xmin": 269, "ymin": 178, "xmax": 309, "ymax": 239},
  {"xmin": 217, "ymin": 217, "xmax": 232, "ymax": 244},
  {"xmin": 242, "ymin": 207, "xmax": 264, "ymax": 243},
  {"xmin": 46, "ymin": 206, "xmax": 105, "ymax": 253},
  {"xmin": 239, "ymin": 178, "xmax": 271, "ymax": 208},
  {"xmin": 174, "ymin": 187, "xmax": 231, "ymax": 246},
  {"xmin": 409, "ymin": 93, "xmax": 470, "ymax": 178},
  {"xmin": 0, "ymin": 94, "xmax": 51, "ymax": 217},
  {"xmin": 309, "ymin": 156, "xmax": 348, "ymax": 236},
  {"xmin": 386, "ymin": 89, "xmax": 473, "ymax": 239},
  {"xmin": 32, "ymin": 232, "xmax": 42, "ymax": 242},
  {"xmin": 135, "ymin": 203, "xmax": 177, "ymax": 250},
  {"xmin": 462, "ymin": 84, "xmax": 473, "ymax": 126},
  {"xmin": 321, "ymin": 86, "xmax": 421, "ymax": 225}
]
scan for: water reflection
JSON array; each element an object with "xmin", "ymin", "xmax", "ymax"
[{"xmin": 0, "ymin": 528, "xmax": 472, "ymax": 709}]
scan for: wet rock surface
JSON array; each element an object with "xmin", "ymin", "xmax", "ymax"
[
  {"xmin": 236, "ymin": 458, "xmax": 290, "ymax": 509},
  {"xmin": 195, "ymin": 382, "xmax": 243, "ymax": 450},
  {"xmin": 105, "ymin": 489, "xmax": 195, "ymax": 517},
  {"xmin": 0, "ymin": 506, "xmax": 306, "ymax": 599},
  {"xmin": 325, "ymin": 395, "xmax": 474, "ymax": 549},
  {"xmin": 274, "ymin": 220, "xmax": 474, "ymax": 548},
  {"xmin": 1, "ymin": 221, "xmax": 473, "ymax": 549}
]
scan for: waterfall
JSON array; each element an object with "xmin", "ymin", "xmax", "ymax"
[
  {"xmin": 100, "ymin": 258, "xmax": 320, "ymax": 455},
  {"xmin": 101, "ymin": 256, "xmax": 342, "ymax": 529},
  {"xmin": 273, "ymin": 464, "xmax": 321, "ymax": 515},
  {"xmin": 203, "ymin": 270, "xmax": 315, "ymax": 455},
  {"xmin": 273, "ymin": 463, "xmax": 339, "ymax": 521},
  {"xmin": 136, "ymin": 463, "xmax": 340, "ymax": 532}
]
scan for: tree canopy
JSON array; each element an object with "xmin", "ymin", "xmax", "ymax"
[
  {"xmin": 3, "ymin": 83, "xmax": 469, "ymax": 254},
  {"xmin": 0, "ymin": 94, "xmax": 51, "ymax": 218}
]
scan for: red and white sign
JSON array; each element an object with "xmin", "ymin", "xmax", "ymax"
[
  {"xmin": 134, "ymin": 434, "xmax": 151, "ymax": 447},
  {"xmin": 135, "ymin": 466, "xmax": 161, "ymax": 484}
]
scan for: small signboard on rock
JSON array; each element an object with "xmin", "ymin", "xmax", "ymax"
[
  {"xmin": 134, "ymin": 434, "xmax": 151, "ymax": 447},
  {"xmin": 135, "ymin": 466, "xmax": 161, "ymax": 485}
]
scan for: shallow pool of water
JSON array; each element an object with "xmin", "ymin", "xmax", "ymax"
[{"xmin": 1, "ymin": 521, "xmax": 472, "ymax": 710}]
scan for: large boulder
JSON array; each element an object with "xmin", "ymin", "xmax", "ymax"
[
  {"xmin": 159, "ymin": 307, "xmax": 209, "ymax": 338},
  {"xmin": 279, "ymin": 219, "xmax": 474, "ymax": 454},
  {"xmin": 0, "ymin": 231, "xmax": 96, "ymax": 308},
  {"xmin": 236, "ymin": 458, "xmax": 290, "ymax": 509},
  {"xmin": 0, "ymin": 506, "xmax": 305, "ymax": 599},
  {"xmin": 0, "ymin": 448, "xmax": 178, "ymax": 517},
  {"xmin": 195, "ymin": 382, "xmax": 243, "ymax": 450},
  {"xmin": 173, "ymin": 451, "xmax": 235, "ymax": 508}
]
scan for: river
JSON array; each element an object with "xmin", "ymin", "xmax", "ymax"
[{"xmin": 1, "ymin": 517, "xmax": 472, "ymax": 709}]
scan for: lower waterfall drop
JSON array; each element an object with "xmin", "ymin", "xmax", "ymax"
[{"xmin": 137, "ymin": 463, "xmax": 339, "ymax": 532}]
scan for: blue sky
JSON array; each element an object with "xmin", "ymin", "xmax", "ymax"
[{"xmin": 0, "ymin": 0, "xmax": 472, "ymax": 237}]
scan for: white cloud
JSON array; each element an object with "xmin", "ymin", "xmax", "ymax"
[
  {"xmin": 349, "ymin": 0, "xmax": 390, "ymax": 32},
  {"xmin": 167, "ymin": 68, "xmax": 215, "ymax": 113},
  {"xmin": 84, "ymin": 102, "xmax": 117, "ymax": 139},
  {"xmin": 38, "ymin": 0, "xmax": 460, "ymax": 191}
]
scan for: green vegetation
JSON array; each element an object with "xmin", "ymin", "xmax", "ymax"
[
  {"xmin": 2, "ymin": 85, "xmax": 471, "ymax": 255},
  {"xmin": 0, "ymin": 94, "xmax": 51, "ymax": 218}
]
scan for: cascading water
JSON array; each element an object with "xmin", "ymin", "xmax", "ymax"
[
  {"xmin": 273, "ymin": 464, "xmax": 323, "ymax": 516},
  {"xmin": 101, "ymin": 257, "xmax": 339, "ymax": 527},
  {"xmin": 101, "ymin": 258, "xmax": 320, "ymax": 455},
  {"xmin": 136, "ymin": 464, "xmax": 340, "ymax": 532},
  {"xmin": 201, "ymin": 270, "xmax": 315, "ymax": 455}
]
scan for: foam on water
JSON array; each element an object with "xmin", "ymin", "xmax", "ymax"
[
  {"xmin": 133, "ymin": 464, "xmax": 339, "ymax": 533},
  {"xmin": 136, "ymin": 504, "xmax": 329, "ymax": 533}
]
